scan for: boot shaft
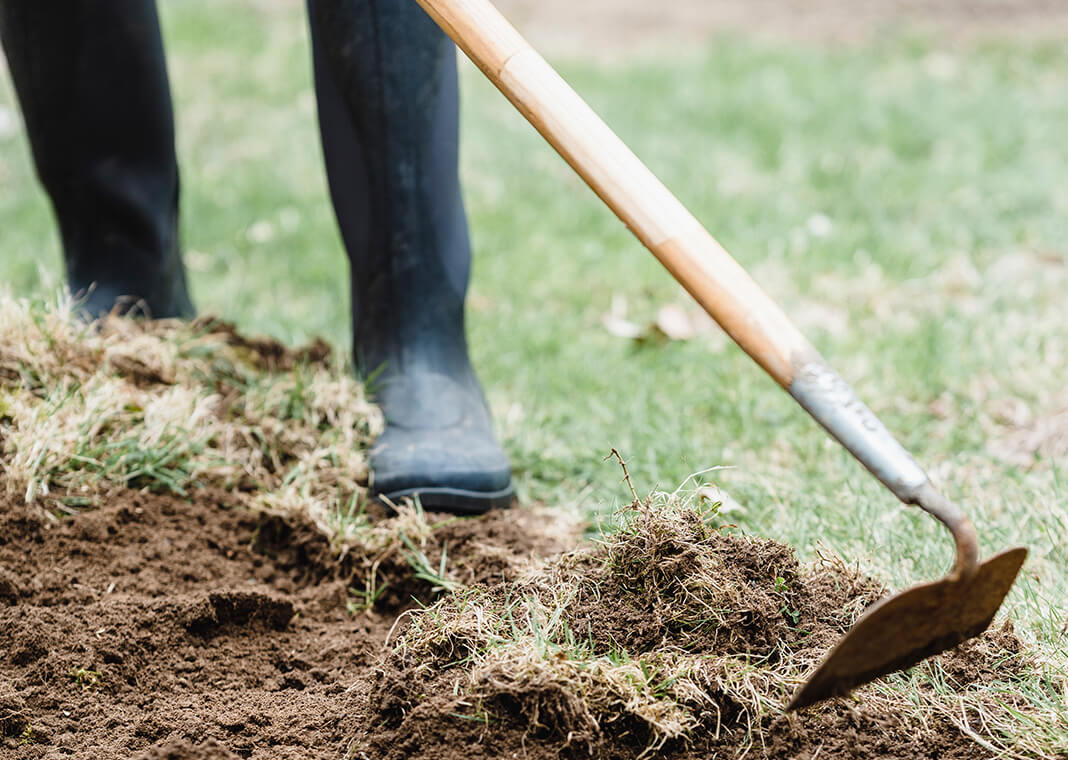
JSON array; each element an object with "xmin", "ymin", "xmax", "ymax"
[{"xmin": 308, "ymin": 0, "xmax": 472, "ymax": 379}]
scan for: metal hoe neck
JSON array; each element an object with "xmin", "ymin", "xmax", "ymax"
[
  {"xmin": 789, "ymin": 359, "xmax": 981, "ymax": 582},
  {"xmin": 903, "ymin": 481, "xmax": 980, "ymax": 582}
]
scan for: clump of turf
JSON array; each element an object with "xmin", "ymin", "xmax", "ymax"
[
  {"xmin": 0, "ymin": 293, "xmax": 381, "ymax": 535},
  {"xmin": 562, "ymin": 500, "xmax": 882, "ymax": 659},
  {"xmin": 369, "ymin": 493, "xmax": 1045, "ymax": 759}
]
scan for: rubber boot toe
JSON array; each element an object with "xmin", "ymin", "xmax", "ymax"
[
  {"xmin": 371, "ymin": 426, "xmax": 514, "ymax": 514},
  {"xmin": 369, "ymin": 371, "xmax": 514, "ymax": 514}
]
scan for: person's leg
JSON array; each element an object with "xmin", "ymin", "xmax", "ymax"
[
  {"xmin": 0, "ymin": 2, "xmax": 193, "ymax": 318},
  {"xmin": 307, "ymin": 0, "xmax": 512, "ymax": 513}
]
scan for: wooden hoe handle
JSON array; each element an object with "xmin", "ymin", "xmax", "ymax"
[
  {"xmin": 417, "ymin": 0, "xmax": 810, "ymax": 386},
  {"xmin": 415, "ymin": 0, "xmax": 981, "ymax": 575}
]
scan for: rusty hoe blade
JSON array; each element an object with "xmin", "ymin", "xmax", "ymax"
[
  {"xmin": 788, "ymin": 544, "xmax": 1028, "ymax": 710},
  {"xmin": 786, "ymin": 358, "xmax": 1028, "ymax": 710}
]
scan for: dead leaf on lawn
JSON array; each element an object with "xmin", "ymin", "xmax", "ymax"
[
  {"xmin": 654, "ymin": 304, "xmax": 697, "ymax": 341},
  {"xmin": 602, "ymin": 293, "xmax": 644, "ymax": 339},
  {"xmin": 602, "ymin": 294, "xmax": 726, "ymax": 346}
]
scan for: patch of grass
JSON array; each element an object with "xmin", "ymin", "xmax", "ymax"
[
  {"xmin": 399, "ymin": 532, "xmax": 462, "ymax": 596},
  {"xmin": 879, "ymin": 651, "xmax": 1068, "ymax": 759},
  {"xmin": 0, "ymin": 296, "xmax": 381, "ymax": 529},
  {"xmin": 346, "ymin": 582, "xmax": 388, "ymax": 616}
]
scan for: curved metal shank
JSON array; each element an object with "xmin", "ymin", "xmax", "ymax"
[{"xmin": 789, "ymin": 357, "xmax": 980, "ymax": 581}]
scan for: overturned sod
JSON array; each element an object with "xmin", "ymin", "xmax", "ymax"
[
  {"xmin": 374, "ymin": 497, "xmax": 1042, "ymax": 759},
  {"xmin": 0, "ymin": 300, "xmax": 1062, "ymax": 759}
]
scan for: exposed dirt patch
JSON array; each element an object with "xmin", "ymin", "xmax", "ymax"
[
  {"xmin": 0, "ymin": 490, "xmax": 372, "ymax": 759},
  {"xmin": 0, "ymin": 490, "xmax": 567, "ymax": 759},
  {"xmin": 0, "ymin": 487, "xmax": 1031, "ymax": 759}
]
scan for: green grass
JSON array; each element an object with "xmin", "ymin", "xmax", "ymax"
[{"xmin": 0, "ymin": 4, "xmax": 1064, "ymax": 749}]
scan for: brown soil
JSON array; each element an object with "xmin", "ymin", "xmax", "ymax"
[
  {"xmin": 0, "ymin": 491, "xmax": 564, "ymax": 759},
  {"xmin": 0, "ymin": 489, "xmax": 1025, "ymax": 759}
]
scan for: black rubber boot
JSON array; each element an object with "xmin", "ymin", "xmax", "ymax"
[
  {"xmin": 0, "ymin": 2, "xmax": 194, "ymax": 320},
  {"xmin": 307, "ymin": 0, "xmax": 513, "ymax": 513}
]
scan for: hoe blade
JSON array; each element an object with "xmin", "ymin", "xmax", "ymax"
[{"xmin": 788, "ymin": 546, "xmax": 1028, "ymax": 711}]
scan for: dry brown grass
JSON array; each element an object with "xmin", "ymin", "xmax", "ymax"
[{"xmin": 0, "ymin": 293, "xmax": 382, "ymax": 535}]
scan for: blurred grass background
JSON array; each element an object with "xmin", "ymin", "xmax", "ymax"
[{"xmin": 0, "ymin": 1, "xmax": 1064, "ymax": 665}]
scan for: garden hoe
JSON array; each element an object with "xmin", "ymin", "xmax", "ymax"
[{"xmin": 414, "ymin": 0, "xmax": 1030, "ymax": 709}]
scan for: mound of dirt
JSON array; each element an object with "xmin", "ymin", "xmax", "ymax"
[
  {"xmin": 0, "ymin": 487, "xmax": 1033, "ymax": 759},
  {"xmin": 561, "ymin": 509, "xmax": 886, "ymax": 660},
  {"xmin": 0, "ymin": 490, "xmax": 567, "ymax": 759},
  {"xmin": 363, "ymin": 502, "xmax": 1027, "ymax": 760}
]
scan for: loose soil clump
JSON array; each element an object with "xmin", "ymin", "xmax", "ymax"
[
  {"xmin": 368, "ymin": 501, "xmax": 1029, "ymax": 760},
  {"xmin": 0, "ymin": 490, "xmax": 567, "ymax": 759}
]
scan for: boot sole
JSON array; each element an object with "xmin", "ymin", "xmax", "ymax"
[{"xmin": 377, "ymin": 484, "xmax": 516, "ymax": 515}]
